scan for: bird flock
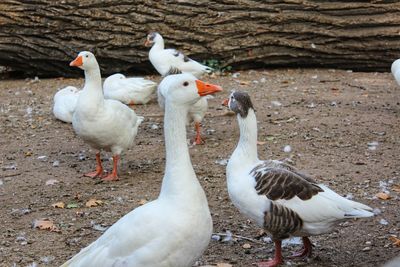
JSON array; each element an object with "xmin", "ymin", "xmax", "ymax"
[{"xmin": 47, "ymin": 32, "xmax": 396, "ymax": 267}]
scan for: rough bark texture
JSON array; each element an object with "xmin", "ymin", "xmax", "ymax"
[{"xmin": 0, "ymin": 0, "xmax": 399, "ymax": 77}]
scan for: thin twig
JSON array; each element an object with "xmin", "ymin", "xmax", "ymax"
[
  {"xmin": 1, "ymin": 172, "xmax": 22, "ymax": 178},
  {"xmin": 144, "ymin": 113, "xmax": 164, "ymax": 117},
  {"xmin": 213, "ymin": 232, "xmax": 265, "ymax": 245}
]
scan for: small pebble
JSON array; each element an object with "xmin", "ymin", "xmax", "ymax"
[
  {"xmin": 283, "ymin": 145, "xmax": 292, "ymax": 153},
  {"xmin": 379, "ymin": 218, "xmax": 389, "ymax": 225},
  {"xmin": 211, "ymin": 235, "xmax": 221, "ymax": 241},
  {"xmin": 37, "ymin": 155, "xmax": 48, "ymax": 161}
]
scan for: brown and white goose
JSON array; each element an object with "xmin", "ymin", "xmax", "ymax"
[{"xmin": 223, "ymin": 91, "xmax": 374, "ymax": 267}]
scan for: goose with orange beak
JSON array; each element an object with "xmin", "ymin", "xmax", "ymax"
[
  {"xmin": 61, "ymin": 73, "xmax": 221, "ymax": 267},
  {"xmin": 69, "ymin": 51, "xmax": 143, "ymax": 181}
]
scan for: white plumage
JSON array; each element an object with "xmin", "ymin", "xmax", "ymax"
[
  {"xmin": 70, "ymin": 51, "xmax": 143, "ymax": 181},
  {"xmin": 157, "ymin": 86, "xmax": 213, "ymax": 145},
  {"xmin": 103, "ymin": 73, "xmax": 157, "ymax": 105},
  {"xmin": 224, "ymin": 91, "xmax": 373, "ymax": 267},
  {"xmin": 61, "ymin": 73, "xmax": 223, "ymax": 267},
  {"xmin": 52, "ymin": 86, "xmax": 80, "ymax": 123},
  {"xmin": 145, "ymin": 32, "xmax": 213, "ymax": 78},
  {"xmin": 391, "ymin": 58, "xmax": 400, "ymax": 85}
]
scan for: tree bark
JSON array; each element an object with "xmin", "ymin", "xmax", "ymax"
[{"xmin": 0, "ymin": 0, "xmax": 399, "ymax": 77}]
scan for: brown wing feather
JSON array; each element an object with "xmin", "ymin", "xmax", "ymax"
[{"xmin": 251, "ymin": 162, "xmax": 323, "ymax": 201}]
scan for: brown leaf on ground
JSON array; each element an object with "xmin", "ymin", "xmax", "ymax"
[
  {"xmin": 376, "ymin": 192, "xmax": 391, "ymax": 200},
  {"xmin": 389, "ymin": 236, "xmax": 400, "ymax": 247},
  {"xmin": 33, "ymin": 219, "xmax": 60, "ymax": 232},
  {"xmin": 51, "ymin": 202, "xmax": 65, "ymax": 209},
  {"xmin": 242, "ymin": 243, "xmax": 252, "ymax": 249},
  {"xmin": 138, "ymin": 199, "xmax": 148, "ymax": 205},
  {"xmin": 391, "ymin": 184, "xmax": 400, "ymax": 193},
  {"xmin": 85, "ymin": 198, "xmax": 103, "ymax": 207},
  {"xmin": 216, "ymin": 263, "xmax": 233, "ymax": 267}
]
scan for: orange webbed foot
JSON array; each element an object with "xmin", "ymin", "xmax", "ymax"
[
  {"xmin": 84, "ymin": 170, "xmax": 103, "ymax": 178},
  {"xmin": 102, "ymin": 173, "xmax": 119, "ymax": 181}
]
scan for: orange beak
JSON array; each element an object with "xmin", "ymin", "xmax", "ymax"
[
  {"xmin": 144, "ymin": 39, "xmax": 151, "ymax": 47},
  {"xmin": 70, "ymin": 56, "xmax": 83, "ymax": 67},
  {"xmin": 222, "ymin": 99, "xmax": 229, "ymax": 106},
  {"xmin": 195, "ymin": 80, "xmax": 223, "ymax": 96}
]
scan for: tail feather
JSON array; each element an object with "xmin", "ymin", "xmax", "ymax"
[
  {"xmin": 344, "ymin": 199, "xmax": 374, "ymax": 218},
  {"xmin": 345, "ymin": 209, "xmax": 374, "ymax": 218}
]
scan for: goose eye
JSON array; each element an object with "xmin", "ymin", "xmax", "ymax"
[
  {"xmin": 85, "ymin": 55, "xmax": 89, "ymax": 58},
  {"xmin": 183, "ymin": 81, "xmax": 189, "ymax": 86}
]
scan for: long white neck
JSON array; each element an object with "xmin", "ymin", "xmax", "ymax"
[
  {"xmin": 78, "ymin": 65, "xmax": 104, "ymax": 111},
  {"xmin": 159, "ymin": 101, "xmax": 202, "ymax": 200},
  {"xmin": 230, "ymin": 109, "xmax": 259, "ymax": 166},
  {"xmin": 151, "ymin": 35, "xmax": 165, "ymax": 52}
]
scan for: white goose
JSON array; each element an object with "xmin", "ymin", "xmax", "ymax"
[
  {"xmin": 70, "ymin": 51, "xmax": 143, "ymax": 181},
  {"xmin": 157, "ymin": 87, "xmax": 213, "ymax": 145},
  {"xmin": 224, "ymin": 91, "xmax": 374, "ymax": 267},
  {"xmin": 53, "ymin": 86, "xmax": 80, "ymax": 123},
  {"xmin": 391, "ymin": 58, "xmax": 400, "ymax": 85},
  {"xmin": 60, "ymin": 73, "xmax": 222, "ymax": 267},
  {"xmin": 103, "ymin": 73, "xmax": 157, "ymax": 105},
  {"xmin": 145, "ymin": 32, "xmax": 213, "ymax": 78}
]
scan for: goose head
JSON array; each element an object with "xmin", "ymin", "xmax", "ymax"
[
  {"xmin": 145, "ymin": 32, "xmax": 162, "ymax": 47},
  {"xmin": 223, "ymin": 91, "xmax": 254, "ymax": 118},
  {"xmin": 70, "ymin": 51, "xmax": 98, "ymax": 71},
  {"xmin": 159, "ymin": 73, "xmax": 223, "ymax": 106}
]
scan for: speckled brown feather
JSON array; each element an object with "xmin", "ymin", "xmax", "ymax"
[
  {"xmin": 250, "ymin": 160, "xmax": 323, "ymax": 201},
  {"xmin": 264, "ymin": 202, "xmax": 303, "ymax": 239}
]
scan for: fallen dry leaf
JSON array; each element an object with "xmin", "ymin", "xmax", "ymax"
[
  {"xmin": 33, "ymin": 219, "xmax": 60, "ymax": 232},
  {"xmin": 376, "ymin": 192, "xmax": 391, "ymax": 200},
  {"xmin": 216, "ymin": 263, "xmax": 233, "ymax": 267},
  {"xmin": 242, "ymin": 243, "xmax": 252, "ymax": 249},
  {"xmin": 85, "ymin": 198, "xmax": 103, "ymax": 207},
  {"xmin": 391, "ymin": 184, "xmax": 400, "ymax": 193},
  {"xmin": 138, "ymin": 199, "xmax": 148, "ymax": 205},
  {"xmin": 257, "ymin": 141, "xmax": 267, "ymax": 145},
  {"xmin": 239, "ymin": 80, "xmax": 250, "ymax": 85},
  {"xmin": 389, "ymin": 236, "xmax": 400, "ymax": 247},
  {"xmin": 51, "ymin": 202, "xmax": 65, "ymax": 209}
]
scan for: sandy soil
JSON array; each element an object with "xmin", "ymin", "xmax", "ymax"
[{"xmin": 0, "ymin": 69, "xmax": 399, "ymax": 267}]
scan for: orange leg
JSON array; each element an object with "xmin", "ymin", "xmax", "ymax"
[
  {"xmin": 194, "ymin": 122, "xmax": 204, "ymax": 145},
  {"xmin": 254, "ymin": 240, "xmax": 283, "ymax": 267},
  {"xmin": 84, "ymin": 152, "xmax": 103, "ymax": 178},
  {"xmin": 288, "ymin": 237, "xmax": 312, "ymax": 259},
  {"xmin": 102, "ymin": 155, "xmax": 119, "ymax": 181}
]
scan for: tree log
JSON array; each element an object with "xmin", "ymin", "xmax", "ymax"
[{"xmin": 0, "ymin": 0, "xmax": 399, "ymax": 77}]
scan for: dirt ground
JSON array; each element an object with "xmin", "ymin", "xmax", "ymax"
[{"xmin": 0, "ymin": 69, "xmax": 399, "ymax": 267}]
